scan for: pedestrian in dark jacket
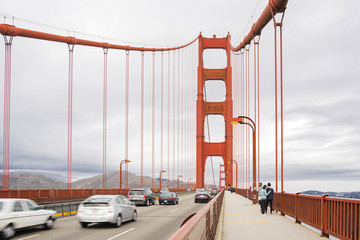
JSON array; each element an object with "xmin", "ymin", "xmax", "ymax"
[{"xmin": 266, "ymin": 182, "xmax": 274, "ymax": 214}]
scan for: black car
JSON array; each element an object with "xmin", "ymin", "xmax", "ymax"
[
  {"xmin": 127, "ymin": 188, "xmax": 155, "ymax": 206},
  {"xmin": 159, "ymin": 192, "xmax": 179, "ymax": 205},
  {"xmin": 195, "ymin": 191, "xmax": 211, "ymax": 203}
]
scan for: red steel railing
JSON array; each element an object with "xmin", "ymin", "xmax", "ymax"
[
  {"xmin": 238, "ymin": 189, "xmax": 360, "ymax": 240},
  {"xmin": 168, "ymin": 190, "xmax": 224, "ymax": 240},
  {"xmin": 0, "ymin": 188, "xmax": 187, "ymax": 203}
]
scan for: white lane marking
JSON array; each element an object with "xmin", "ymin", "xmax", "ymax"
[
  {"xmin": 17, "ymin": 234, "xmax": 40, "ymax": 240},
  {"xmin": 107, "ymin": 228, "xmax": 135, "ymax": 240},
  {"xmin": 170, "ymin": 208, "xmax": 178, "ymax": 213}
]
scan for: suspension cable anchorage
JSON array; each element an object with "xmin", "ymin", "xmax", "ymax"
[
  {"xmin": 250, "ymin": 24, "xmax": 261, "ymax": 42},
  {"xmin": 269, "ymin": 0, "xmax": 288, "ymax": 13},
  {"xmin": 269, "ymin": 0, "xmax": 286, "ymax": 26},
  {"xmin": 103, "ymin": 47, "xmax": 109, "ymax": 54},
  {"xmin": 67, "ymin": 43, "xmax": 75, "ymax": 52}
]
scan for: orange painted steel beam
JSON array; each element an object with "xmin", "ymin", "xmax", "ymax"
[
  {"xmin": 230, "ymin": 0, "xmax": 288, "ymax": 51},
  {"xmin": 0, "ymin": 24, "xmax": 200, "ymax": 52}
]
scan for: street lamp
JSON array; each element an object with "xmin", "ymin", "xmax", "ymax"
[
  {"xmin": 159, "ymin": 170, "xmax": 166, "ymax": 190},
  {"xmin": 178, "ymin": 175, "xmax": 182, "ymax": 189},
  {"xmin": 231, "ymin": 116, "xmax": 256, "ymax": 193},
  {"xmin": 228, "ymin": 160, "xmax": 238, "ymax": 190},
  {"xmin": 120, "ymin": 160, "xmax": 131, "ymax": 189}
]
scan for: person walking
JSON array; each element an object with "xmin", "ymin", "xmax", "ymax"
[
  {"xmin": 258, "ymin": 185, "xmax": 271, "ymax": 214},
  {"xmin": 258, "ymin": 182, "xmax": 263, "ymax": 212},
  {"xmin": 266, "ymin": 182, "xmax": 274, "ymax": 214}
]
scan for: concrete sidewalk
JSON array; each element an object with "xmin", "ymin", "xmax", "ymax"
[{"xmin": 215, "ymin": 190, "xmax": 323, "ymax": 240}]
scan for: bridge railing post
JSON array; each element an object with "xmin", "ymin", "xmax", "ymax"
[
  {"xmin": 295, "ymin": 192, "xmax": 301, "ymax": 224},
  {"xmin": 320, "ymin": 194, "xmax": 329, "ymax": 238},
  {"xmin": 280, "ymin": 191, "xmax": 285, "ymax": 216}
]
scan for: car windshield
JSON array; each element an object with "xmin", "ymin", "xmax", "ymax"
[
  {"xmin": 129, "ymin": 190, "xmax": 144, "ymax": 195},
  {"xmin": 160, "ymin": 192, "xmax": 172, "ymax": 197}
]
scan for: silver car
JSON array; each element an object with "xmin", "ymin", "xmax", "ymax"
[{"xmin": 76, "ymin": 195, "xmax": 136, "ymax": 228}]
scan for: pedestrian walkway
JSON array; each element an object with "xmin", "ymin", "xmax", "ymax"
[{"xmin": 215, "ymin": 190, "xmax": 323, "ymax": 240}]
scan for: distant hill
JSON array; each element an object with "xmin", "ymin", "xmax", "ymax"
[
  {"xmin": 0, "ymin": 171, "xmax": 184, "ymax": 189},
  {"xmin": 302, "ymin": 190, "xmax": 360, "ymax": 200},
  {"xmin": 0, "ymin": 173, "xmax": 66, "ymax": 189}
]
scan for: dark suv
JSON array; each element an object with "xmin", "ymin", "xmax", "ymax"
[{"xmin": 127, "ymin": 188, "xmax": 155, "ymax": 206}]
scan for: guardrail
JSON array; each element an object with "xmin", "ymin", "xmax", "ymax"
[
  {"xmin": 168, "ymin": 190, "xmax": 224, "ymax": 240},
  {"xmin": 40, "ymin": 201, "xmax": 82, "ymax": 217},
  {"xmin": 0, "ymin": 188, "xmax": 187, "ymax": 203},
  {"xmin": 236, "ymin": 189, "xmax": 360, "ymax": 240}
]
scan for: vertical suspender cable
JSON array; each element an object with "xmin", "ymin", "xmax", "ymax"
[
  {"xmin": 274, "ymin": 24, "xmax": 278, "ymax": 192},
  {"xmin": 103, "ymin": 48, "xmax": 108, "ymax": 189},
  {"xmin": 253, "ymin": 42, "xmax": 257, "ymax": 190},
  {"xmin": 167, "ymin": 51, "xmax": 170, "ymax": 189},
  {"xmin": 173, "ymin": 51, "xmax": 176, "ymax": 188},
  {"xmin": 141, "ymin": 51, "xmax": 144, "ymax": 187},
  {"xmin": 125, "ymin": 50, "xmax": 130, "ymax": 188},
  {"xmin": 161, "ymin": 52, "xmax": 164, "ymax": 178},
  {"xmin": 241, "ymin": 51, "xmax": 246, "ymax": 189},
  {"xmin": 257, "ymin": 41, "xmax": 260, "ymax": 189},
  {"xmin": 67, "ymin": 44, "xmax": 74, "ymax": 189},
  {"xmin": 181, "ymin": 49, "xmax": 184, "ymax": 188},
  {"xmin": 246, "ymin": 47, "xmax": 249, "ymax": 190},
  {"xmin": 271, "ymin": 6, "xmax": 286, "ymax": 192},
  {"xmin": 152, "ymin": 51, "xmax": 155, "ymax": 188},
  {"xmin": 177, "ymin": 50, "xmax": 180, "ymax": 188},
  {"xmin": 2, "ymin": 36, "xmax": 13, "ymax": 190},
  {"xmin": 245, "ymin": 47, "xmax": 249, "ymax": 189},
  {"xmin": 279, "ymin": 14, "xmax": 285, "ymax": 193}
]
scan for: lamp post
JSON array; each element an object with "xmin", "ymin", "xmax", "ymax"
[
  {"xmin": 231, "ymin": 116, "xmax": 256, "ymax": 193},
  {"xmin": 178, "ymin": 175, "xmax": 182, "ymax": 189},
  {"xmin": 159, "ymin": 170, "xmax": 166, "ymax": 190},
  {"xmin": 120, "ymin": 160, "xmax": 131, "ymax": 189},
  {"xmin": 188, "ymin": 178, "xmax": 192, "ymax": 189},
  {"xmin": 229, "ymin": 160, "xmax": 238, "ymax": 190}
]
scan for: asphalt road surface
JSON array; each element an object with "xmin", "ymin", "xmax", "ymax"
[{"xmin": 12, "ymin": 193, "xmax": 205, "ymax": 240}]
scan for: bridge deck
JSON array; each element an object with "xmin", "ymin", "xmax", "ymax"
[{"xmin": 216, "ymin": 191, "xmax": 323, "ymax": 240}]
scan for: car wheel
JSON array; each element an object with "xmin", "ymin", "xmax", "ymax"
[
  {"xmin": 44, "ymin": 217, "xmax": 54, "ymax": 230},
  {"xmin": 115, "ymin": 215, "xmax": 122, "ymax": 228},
  {"xmin": 81, "ymin": 222, "xmax": 88, "ymax": 228},
  {"xmin": 146, "ymin": 199, "xmax": 150, "ymax": 206},
  {"xmin": 159, "ymin": 202, "xmax": 162, "ymax": 205},
  {"xmin": 1, "ymin": 224, "xmax": 15, "ymax": 239},
  {"xmin": 132, "ymin": 211, "xmax": 137, "ymax": 222}
]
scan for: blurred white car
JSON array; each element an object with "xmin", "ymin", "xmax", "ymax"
[
  {"xmin": 0, "ymin": 198, "xmax": 56, "ymax": 239},
  {"xmin": 76, "ymin": 195, "xmax": 136, "ymax": 228}
]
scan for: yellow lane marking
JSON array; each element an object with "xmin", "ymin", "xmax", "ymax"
[{"xmin": 225, "ymin": 221, "xmax": 268, "ymax": 225}]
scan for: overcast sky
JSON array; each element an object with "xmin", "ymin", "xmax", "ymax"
[{"xmin": 0, "ymin": 0, "xmax": 359, "ymax": 193}]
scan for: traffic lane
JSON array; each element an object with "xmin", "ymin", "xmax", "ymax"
[
  {"xmin": 122, "ymin": 193, "xmax": 204, "ymax": 240},
  {"xmin": 12, "ymin": 193, "xmax": 205, "ymax": 240}
]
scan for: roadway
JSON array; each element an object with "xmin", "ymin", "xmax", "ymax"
[{"xmin": 12, "ymin": 193, "xmax": 203, "ymax": 240}]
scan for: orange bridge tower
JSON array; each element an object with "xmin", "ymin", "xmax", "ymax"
[{"xmin": 196, "ymin": 34, "xmax": 233, "ymax": 188}]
